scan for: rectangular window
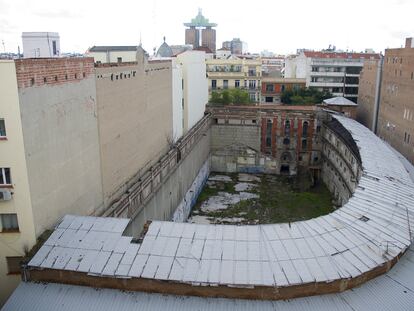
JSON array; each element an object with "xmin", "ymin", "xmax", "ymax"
[
  {"xmin": 249, "ymin": 80, "xmax": 256, "ymax": 89},
  {"xmin": 265, "ymin": 97, "xmax": 273, "ymax": 103},
  {"xmin": 223, "ymin": 80, "xmax": 229, "ymax": 89},
  {"xmin": 249, "ymin": 93, "xmax": 256, "ymax": 101},
  {"xmin": 0, "ymin": 168, "xmax": 11, "ymax": 185},
  {"xmin": 248, "ymin": 67, "xmax": 256, "ymax": 76},
  {"xmin": 117, "ymin": 57, "xmax": 122, "ymax": 63},
  {"xmin": 6, "ymin": 257, "xmax": 23, "ymax": 274},
  {"xmin": 235, "ymin": 80, "xmax": 240, "ymax": 88},
  {"xmin": 0, "ymin": 214, "xmax": 19, "ymax": 232},
  {"xmin": 52, "ymin": 41, "xmax": 57, "ymax": 55},
  {"xmin": 0, "ymin": 119, "xmax": 6, "ymax": 137},
  {"xmin": 212, "ymin": 80, "xmax": 217, "ymax": 89},
  {"xmin": 265, "ymin": 84, "xmax": 274, "ymax": 92}
]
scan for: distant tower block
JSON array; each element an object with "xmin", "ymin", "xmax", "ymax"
[{"xmin": 184, "ymin": 9, "xmax": 217, "ymax": 52}]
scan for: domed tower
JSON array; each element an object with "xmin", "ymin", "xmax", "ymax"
[{"xmin": 156, "ymin": 37, "xmax": 173, "ymax": 57}]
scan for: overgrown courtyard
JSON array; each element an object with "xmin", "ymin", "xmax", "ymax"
[{"xmin": 188, "ymin": 172, "xmax": 334, "ymax": 224}]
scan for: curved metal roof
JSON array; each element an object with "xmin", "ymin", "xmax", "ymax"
[{"xmin": 26, "ymin": 115, "xmax": 414, "ymax": 298}]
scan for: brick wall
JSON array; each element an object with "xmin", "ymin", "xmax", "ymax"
[{"xmin": 14, "ymin": 57, "xmax": 95, "ymax": 89}]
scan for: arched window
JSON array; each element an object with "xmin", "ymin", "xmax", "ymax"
[
  {"xmin": 284, "ymin": 120, "xmax": 290, "ymax": 136},
  {"xmin": 302, "ymin": 121, "xmax": 309, "ymax": 136}
]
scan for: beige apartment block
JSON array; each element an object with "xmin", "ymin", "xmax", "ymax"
[
  {"xmin": 206, "ymin": 56, "xmax": 262, "ymax": 102},
  {"xmin": 377, "ymin": 38, "xmax": 414, "ymax": 164},
  {"xmin": 0, "ymin": 58, "xmax": 104, "ymax": 305},
  {"xmin": 95, "ymin": 56, "xmax": 173, "ymax": 206}
]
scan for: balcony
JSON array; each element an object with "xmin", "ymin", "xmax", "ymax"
[
  {"xmin": 207, "ymin": 72, "xmax": 245, "ymax": 78},
  {"xmin": 344, "ymin": 73, "xmax": 360, "ymax": 77},
  {"xmin": 309, "ymin": 82, "xmax": 344, "ymax": 87},
  {"xmin": 310, "ymin": 71, "xmax": 345, "ymax": 77}
]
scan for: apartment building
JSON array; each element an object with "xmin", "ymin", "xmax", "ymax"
[
  {"xmin": 206, "ymin": 56, "xmax": 262, "ymax": 102},
  {"xmin": 285, "ymin": 50, "xmax": 380, "ymax": 102},
  {"xmin": 221, "ymin": 38, "xmax": 248, "ymax": 55},
  {"xmin": 261, "ymin": 56, "xmax": 285, "ymax": 78},
  {"xmin": 154, "ymin": 39, "xmax": 209, "ymax": 140},
  {"xmin": 377, "ymin": 38, "xmax": 414, "ymax": 164},
  {"xmin": 0, "ymin": 58, "xmax": 104, "ymax": 305},
  {"xmin": 261, "ymin": 77, "xmax": 306, "ymax": 104}
]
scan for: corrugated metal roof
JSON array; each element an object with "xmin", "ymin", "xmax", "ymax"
[
  {"xmin": 3, "ymin": 245, "xmax": 414, "ymax": 310},
  {"xmin": 323, "ymin": 97, "xmax": 358, "ymax": 106}
]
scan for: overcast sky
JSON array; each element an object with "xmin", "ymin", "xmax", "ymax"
[{"xmin": 1, "ymin": 0, "xmax": 413, "ymax": 55}]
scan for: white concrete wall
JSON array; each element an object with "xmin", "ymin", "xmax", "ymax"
[
  {"xmin": 172, "ymin": 159, "xmax": 209, "ymax": 222},
  {"xmin": 22, "ymin": 32, "xmax": 60, "ymax": 58},
  {"xmin": 0, "ymin": 61, "xmax": 37, "ymax": 306},
  {"xmin": 17, "ymin": 66, "xmax": 104, "ymax": 236},
  {"xmin": 177, "ymin": 51, "xmax": 208, "ymax": 132},
  {"xmin": 172, "ymin": 59, "xmax": 184, "ymax": 141},
  {"xmin": 284, "ymin": 55, "xmax": 311, "ymax": 86}
]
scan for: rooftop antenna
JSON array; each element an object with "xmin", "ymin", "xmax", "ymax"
[
  {"xmin": 139, "ymin": 32, "xmax": 142, "ymax": 47},
  {"xmin": 1, "ymin": 40, "xmax": 5, "ymax": 53}
]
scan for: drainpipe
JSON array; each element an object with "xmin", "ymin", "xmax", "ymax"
[{"xmin": 372, "ymin": 55, "xmax": 384, "ymax": 134}]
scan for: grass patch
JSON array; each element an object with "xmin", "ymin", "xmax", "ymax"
[{"xmin": 189, "ymin": 173, "xmax": 334, "ymax": 224}]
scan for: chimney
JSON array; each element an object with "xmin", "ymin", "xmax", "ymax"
[{"xmin": 405, "ymin": 37, "xmax": 413, "ymax": 48}]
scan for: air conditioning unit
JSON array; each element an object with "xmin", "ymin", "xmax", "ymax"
[{"xmin": 0, "ymin": 189, "xmax": 12, "ymax": 201}]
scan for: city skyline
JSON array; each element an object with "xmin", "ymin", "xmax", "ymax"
[{"xmin": 1, "ymin": 0, "xmax": 413, "ymax": 55}]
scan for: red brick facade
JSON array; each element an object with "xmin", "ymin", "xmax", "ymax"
[{"xmin": 14, "ymin": 57, "xmax": 95, "ymax": 89}]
